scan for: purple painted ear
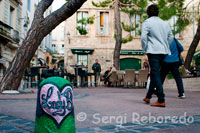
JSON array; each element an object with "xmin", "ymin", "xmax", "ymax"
[{"xmin": 40, "ymin": 83, "xmax": 73, "ymax": 125}]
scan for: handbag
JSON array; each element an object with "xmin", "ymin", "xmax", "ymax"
[{"xmin": 174, "ymin": 38, "xmax": 184, "ymax": 66}]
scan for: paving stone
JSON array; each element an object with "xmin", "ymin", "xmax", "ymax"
[
  {"xmin": 13, "ymin": 119, "xmax": 32, "ymax": 124},
  {"xmin": 115, "ymin": 130, "xmax": 135, "ymax": 133},
  {"xmin": 99, "ymin": 125, "xmax": 116, "ymax": 130},
  {"xmin": 76, "ymin": 127, "xmax": 95, "ymax": 132},
  {"xmin": 0, "ymin": 125, "xmax": 15, "ymax": 131},
  {"xmin": 153, "ymin": 125, "xmax": 174, "ymax": 129},
  {"xmin": 133, "ymin": 127, "xmax": 155, "ymax": 132},
  {"xmin": 6, "ymin": 129, "xmax": 30, "ymax": 133},
  {"xmin": 121, "ymin": 123, "xmax": 139, "ymax": 127},
  {"xmin": 1, "ymin": 116, "xmax": 17, "ymax": 121}
]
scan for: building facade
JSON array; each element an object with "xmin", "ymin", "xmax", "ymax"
[
  {"xmin": 64, "ymin": 0, "xmax": 200, "ymax": 74},
  {"xmin": 0, "ymin": 0, "xmax": 22, "ymax": 79},
  {"xmin": 52, "ymin": 22, "xmax": 65, "ymax": 69},
  {"xmin": 64, "ymin": 0, "xmax": 144, "ymax": 74},
  {"xmin": 21, "ymin": 0, "xmax": 53, "ymax": 68}
]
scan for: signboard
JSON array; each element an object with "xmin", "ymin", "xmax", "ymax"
[
  {"xmin": 120, "ymin": 50, "xmax": 144, "ymax": 55},
  {"xmin": 71, "ymin": 49, "xmax": 94, "ymax": 54}
]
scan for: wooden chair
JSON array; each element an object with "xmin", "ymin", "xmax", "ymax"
[
  {"xmin": 137, "ymin": 69, "xmax": 149, "ymax": 88},
  {"xmin": 116, "ymin": 71, "xmax": 124, "ymax": 87},
  {"xmin": 123, "ymin": 69, "xmax": 136, "ymax": 88},
  {"xmin": 108, "ymin": 71, "xmax": 118, "ymax": 86}
]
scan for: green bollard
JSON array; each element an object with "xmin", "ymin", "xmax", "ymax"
[{"xmin": 34, "ymin": 77, "xmax": 75, "ymax": 133}]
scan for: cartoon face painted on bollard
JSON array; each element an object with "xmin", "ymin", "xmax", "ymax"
[{"xmin": 35, "ymin": 77, "xmax": 75, "ymax": 133}]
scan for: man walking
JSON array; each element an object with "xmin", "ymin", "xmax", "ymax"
[
  {"xmin": 92, "ymin": 59, "xmax": 101, "ymax": 87},
  {"xmin": 141, "ymin": 4, "xmax": 174, "ymax": 107}
]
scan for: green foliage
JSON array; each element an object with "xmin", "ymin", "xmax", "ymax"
[
  {"xmin": 87, "ymin": 15, "xmax": 95, "ymax": 24},
  {"xmin": 122, "ymin": 36, "xmax": 133, "ymax": 43},
  {"xmin": 121, "ymin": 22, "xmax": 136, "ymax": 32},
  {"xmin": 76, "ymin": 15, "xmax": 95, "ymax": 35},
  {"xmin": 93, "ymin": 0, "xmax": 191, "ymax": 43},
  {"xmin": 92, "ymin": 0, "xmax": 112, "ymax": 7},
  {"xmin": 76, "ymin": 26, "xmax": 88, "ymax": 35}
]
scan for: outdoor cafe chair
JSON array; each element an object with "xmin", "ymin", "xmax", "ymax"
[
  {"xmin": 137, "ymin": 69, "xmax": 148, "ymax": 88},
  {"xmin": 108, "ymin": 71, "xmax": 118, "ymax": 87},
  {"xmin": 116, "ymin": 71, "xmax": 124, "ymax": 87},
  {"xmin": 123, "ymin": 69, "xmax": 136, "ymax": 88}
]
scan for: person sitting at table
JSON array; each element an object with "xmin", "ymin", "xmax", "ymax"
[
  {"xmin": 103, "ymin": 67, "xmax": 112, "ymax": 86},
  {"xmin": 190, "ymin": 63, "xmax": 200, "ymax": 77},
  {"xmin": 106, "ymin": 65, "xmax": 117, "ymax": 87}
]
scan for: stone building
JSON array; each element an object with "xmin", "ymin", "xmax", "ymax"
[
  {"xmin": 64, "ymin": 0, "xmax": 144, "ymax": 74},
  {"xmin": 0, "ymin": 0, "xmax": 22, "ymax": 80},
  {"xmin": 51, "ymin": 22, "xmax": 65, "ymax": 69},
  {"xmin": 62, "ymin": 0, "xmax": 200, "ymax": 74},
  {"xmin": 21, "ymin": 0, "xmax": 53, "ymax": 68}
]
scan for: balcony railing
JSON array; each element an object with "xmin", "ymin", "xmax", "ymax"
[
  {"xmin": 0, "ymin": 21, "xmax": 20, "ymax": 43},
  {"xmin": 11, "ymin": 29, "xmax": 20, "ymax": 43},
  {"xmin": 0, "ymin": 21, "xmax": 12, "ymax": 38}
]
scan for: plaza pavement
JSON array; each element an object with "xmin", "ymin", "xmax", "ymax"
[{"xmin": 0, "ymin": 84, "xmax": 200, "ymax": 132}]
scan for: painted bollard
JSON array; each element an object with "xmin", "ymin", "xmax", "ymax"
[{"xmin": 34, "ymin": 77, "xmax": 75, "ymax": 133}]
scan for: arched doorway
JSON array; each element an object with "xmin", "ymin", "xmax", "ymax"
[{"xmin": 120, "ymin": 58, "xmax": 141, "ymax": 71}]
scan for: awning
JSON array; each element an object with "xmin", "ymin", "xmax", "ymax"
[
  {"xmin": 71, "ymin": 49, "xmax": 94, "ymax": 54},
  {"xmin": 120, "ymin": 50, "xmax": 144, "ymax": 55}
]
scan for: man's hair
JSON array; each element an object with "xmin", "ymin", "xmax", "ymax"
[{"xmin": 147, "ymin": 4, "xmax": 159, "ymax": 17}]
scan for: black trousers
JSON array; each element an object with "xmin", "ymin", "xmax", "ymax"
[
  {"xmin": 160, "ymin": 62, "xmax": 184, "ymax": 95},
  {"xmin": 146, "ymin": 54, "xmax": 165, "ymax": 103}
]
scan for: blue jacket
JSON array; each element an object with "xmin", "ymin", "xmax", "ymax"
[{"xmin": 163, "ymin": 39, "xmax": 184, "ymax": 63}]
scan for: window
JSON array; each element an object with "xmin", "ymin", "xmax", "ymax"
[
  {"xmin": 77, "ymin": 55, "xmax": 88, "ymax": 66},
  {"xmin": 77, "ymin": 11, "xmax": 88, "ymax": 35},
  {"xmin": 60, "ymin": 44, "xmax": 64, "ymax": 54},
  {"xmin": 9, "ymin": 6, "xmax": 14, "ymax": 26},
  {"xmin": 27, "ymin": 0, "xmax": 31, "ymax": 11},
  {"xmin": 130, "ymin": 14, "xmax": 141, "ymax": 37},
  {"xmin": 52, "ymin": 44, "xmax": 56, "ymax": 52},
  {"xmin": 97, "ymin": 12, "xmax": 109, "ymax": 35}
]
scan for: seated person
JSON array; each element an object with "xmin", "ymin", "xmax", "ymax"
[
  {"xmin": 103, "ymin": 67, "xmax": 112, "ymax": 85},
  {"xmin": 190, "ymin": 64, "xmax": 200, "ymax": 77},
  {"xmin": 105, "ymin": 65, "xmax": 117, "ymax": 86}
]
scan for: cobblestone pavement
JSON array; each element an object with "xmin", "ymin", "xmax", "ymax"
[
  {"xmin": 0, "ymin": 113, "xmax": 200, "ymax": 133},
  {"xmin": 0, "ymin": 87, "xmax": 200, "ymax": 132}
]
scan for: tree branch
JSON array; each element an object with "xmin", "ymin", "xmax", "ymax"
[
  {"xmin": 119, "ymin": 1, "xmax": 139, "ymax": 8},
  {"xmin": 42, "ymin": 0, "xmax": 87, "ymax": 37},
  {"xmin": 34, "ymin": 0, "xmax": 54, "ymax": 19}
]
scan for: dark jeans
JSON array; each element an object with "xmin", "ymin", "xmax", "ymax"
[
  {"xmin": 146, "ymin": 54, "xmax": 165, "ymax": 103},
  {"xmin": 161, "ymin": 62, "xmax": 184, "ymax": 95}
]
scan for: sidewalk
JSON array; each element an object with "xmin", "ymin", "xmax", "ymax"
[{"xmin": 0, "ymin": 86, "xmax": 200, "ymax": 132}]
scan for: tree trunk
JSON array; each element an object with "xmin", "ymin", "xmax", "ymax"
[
  {"xmin": 184, "ymin": 15, "xmax": 200, "ymax": 69},
  {"xmin": 0, "ymin": 0, "xmax": 86, "ymax": 93},
  {"xmin": 113, "ymin": 0, "xmax": 122, "ymax": 70}
]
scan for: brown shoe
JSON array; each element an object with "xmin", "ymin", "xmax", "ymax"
[
  {"xmin": 143, "ymin": 98, "xmax": 150, "ymax": 104},
  {"xmin": 150, "ymin": 102, "xmax": 166, "ymax": 107}
]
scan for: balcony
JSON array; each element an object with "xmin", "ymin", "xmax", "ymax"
[
  {"xmin": 0, "ymin": 21, "xmax": 20, "ymax": 45},
  {"xmin": 0, "ymin": 21, "xmax": 12, "ymax": 42},
  {"xmin": 11, "ymin": 29, "xmax": 20, "ymax": 43}
]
